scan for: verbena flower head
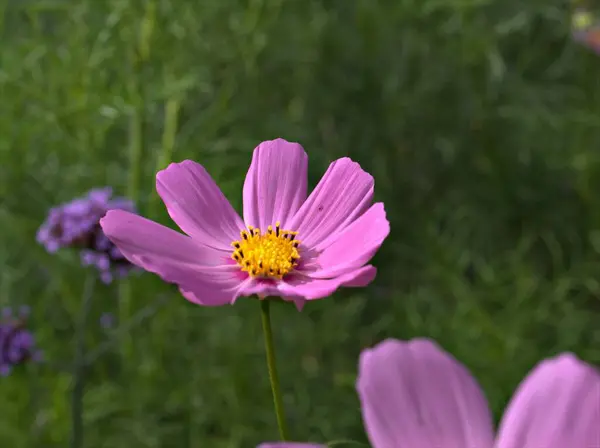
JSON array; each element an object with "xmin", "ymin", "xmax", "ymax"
[
  {"xmin": 100, "ymin": 139, "xmax": 389, "ymax": 309},
  {"xmin": 259, "ymin": 338, "xmax": 600, "ymax": 448},
  {"xmin": 99, "ymin": 312, "xmax": 114, "ymax": 329},
  {"xmin": 37, "ymin": 187, "xmax": 137, "ymax": 283},
  {"xmin": 0, "ymin": 306, "xmax": 41, "ymax": 376}
]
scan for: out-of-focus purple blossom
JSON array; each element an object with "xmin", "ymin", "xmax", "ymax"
[
  {"xmin": 37, "ymin": 187, "xmax": 138, "ymax": 283},
  {"xmin": 99, "ymin": 312, "xmax": 115, "ymax": 329},
  {"xmin": 0, "ymin": 307, "xmax": 41, "ymax": 376}
]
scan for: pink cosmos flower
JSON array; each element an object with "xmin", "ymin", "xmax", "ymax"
[
  {"xmin": 259, "ymin": 338, "xmax": 600, "ymax": 448},
  {"xmin": 100, "ymin": 139, "xmax": 389, "ymax": 309}
]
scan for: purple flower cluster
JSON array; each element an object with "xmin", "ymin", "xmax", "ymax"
[
  {"xmin": 99, "ymin": 312, "xmax": 115, "ymax": 329},
  {"xmin": 37, "ymin": 187, "xmax": 137, "ymax": 283},
  {"xmin": 0, "ymin": 307, "xmax": 40, "ymax": 376}
]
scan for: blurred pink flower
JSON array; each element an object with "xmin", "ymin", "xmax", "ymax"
[
  {"xmin": 100, "ymin": 139, "xmax": 389, "ymax": 309},
  {"xmin": 260, "ymin": 338, "xmax": 600, "ymax": 448}
]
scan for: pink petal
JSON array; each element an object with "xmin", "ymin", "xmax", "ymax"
[
  {"xmin": 356, "ymin": 339, "xmax": 495, "ymax": 448},
  {"xmin": 156, "ymin": 160, "xmax": 245, "ymax": 251},
  {"xmin": 257, "ymin": 444, "xmax": 325, "ymax": 448},
  {"xmin": 100, "ymin": 210, "xmax": 242, "ymax": 306},
  {"xmin": 178, "ymin": 278, "xmax": 244, "ymax": 306},
  {"xmin": 237, "ymin": 266, "xmax": 375, "ymax": 304},
  {"xmin": 228, "ymin": 278, "xmax": 306, "ymax": 309},
  {"xmin": 496, "ymin": 353, "xmax": 600, "ymax": 448},
  {"xmin": 277, "ymin": 265, "xmax": 376, "ymax": 301},
  {"xmin": 308, "ymin": 203, "xmax": 389, "ymax": 279},
  {"xmin": 243, "ymin": 139, "xmax": 308, "ymax": 230},
  {"xmin": 234, "ymin": 278, "xmax": 291, "ymax": 303},
  {"xmin": 288, "ymin": 157, "xmax": 374, "ymax": 249}
]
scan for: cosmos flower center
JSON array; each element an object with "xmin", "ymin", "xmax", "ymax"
[{"xmin": 231, "ymin": 221, "xmax": 301, "ymax": 279}]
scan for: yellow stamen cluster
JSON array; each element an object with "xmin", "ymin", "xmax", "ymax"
[{"xmin": 231, "ymin": 221, "xmax": 301, "ymax": 279}]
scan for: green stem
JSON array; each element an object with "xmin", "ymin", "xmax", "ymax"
[
  {"xmin": 158, "ymin": 96, "xmax": 180, "ymax": 169},
  {"xmin": 149, "ymin": 95, "xmax": 180, "ymax": 217},
  {"xmin": 260, "ymin": 299, "xmax": 290, "ymax": 441},
  {"xmin": 121, "ymin": 12, "xmax": 146, "ymax": 360},
  {"xmin": 119, "ymin": 91, "xmax": 142, "ymax": 359},
  {"xmin": 69, "ymin": 274, "xmax": 95, "ymax": 448}
]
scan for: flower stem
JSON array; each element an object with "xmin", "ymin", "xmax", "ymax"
[
  {"xmin": 149, "ymin": 94, "xmax": 180, "ymax": 217},
  {"xmin": 70, "ymin": 274, "xmax": 95, "ymax": 448},
  {"xmin": 260, "ymin": 299, "xmax": 290, "ymax": 440},
  {"xmin": 121, "ymin": 1, "xmax": 150, "ymax": 360}
]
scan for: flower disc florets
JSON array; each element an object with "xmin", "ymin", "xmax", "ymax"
[{"xmin": 231, "ymin": 221, "xmax": 301, "ymax": 279}]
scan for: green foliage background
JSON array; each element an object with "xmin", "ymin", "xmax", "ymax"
[{"xmin": 1, "ymin": 0, "xmax": 599, "ymax": 446}]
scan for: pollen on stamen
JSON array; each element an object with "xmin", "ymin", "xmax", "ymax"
[{"xmin": 230, "ymin": 221, "xmax": 301, "ymax": 279}]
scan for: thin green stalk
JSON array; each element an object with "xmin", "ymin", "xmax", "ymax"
[
  {"xmin": 139, "ymin": 0, "xmax": 155, "ymax": 62},
  {"xmin": 126, "ymin": 97, "xmax": 143, "ymax": 204},
  {"xmin": 149, "ymin": 96, "xmax": 180, "ymax": 216},
  {"xmin": 70, "ymin": 274, "xmax": 96, "ymax": 448},
  {"xmin": 260, "ymin": 299, "xmax": 290, "ymax": 440},
  {"xmin": 121, "ymin": 0, "xmax": 153, "ymax": 357},
  {"xmin": 119, "ymin": 90, "xmax": 142, "ymax": 360},
  {"xmin": 158, "ymin": 96, "xmax": 180, "ymax": 170}
]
